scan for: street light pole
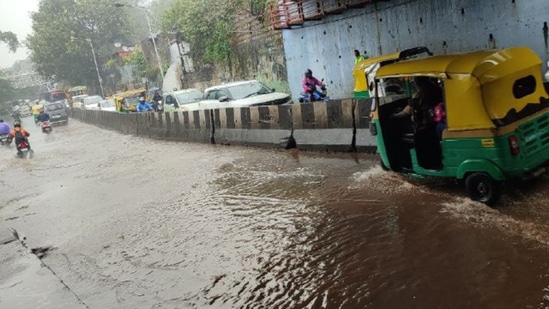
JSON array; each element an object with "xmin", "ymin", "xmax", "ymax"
[
  {"xmin": 87, "ymin": 39, "xmax": 105, "ymax": 98},
  {"xmin": 114, "ymin": 3, "xmax": 165, "ymax": 80}
]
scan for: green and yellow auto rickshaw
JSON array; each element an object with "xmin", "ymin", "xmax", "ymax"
[{"xmin": 370, "ymin": 46, "xmax": 549, "ymax": 205}]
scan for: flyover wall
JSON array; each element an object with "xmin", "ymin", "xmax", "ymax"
[
  {"xmin": 70, "ymin": 99, "xmax": 376, "ymax": 152},
  {"xmin": 284, "ymin": 0, "xmax": 549, "ymax": 100}
]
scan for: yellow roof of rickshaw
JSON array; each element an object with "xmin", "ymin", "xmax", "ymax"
[
  {"xmin": 111, "ymin": 88, "xmax": 146, "ymax": 98},
  {"xmin": 353, "ymin": 51, "xmax": 401, "ymax": 71},
  {"xmin": 376, "ymin": 46, "xmax": 542, "ymax": 80}
]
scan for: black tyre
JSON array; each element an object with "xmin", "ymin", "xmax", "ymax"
[{"xmin": 465, "ymin": 172, "xmax": 501, "ymax": 206}]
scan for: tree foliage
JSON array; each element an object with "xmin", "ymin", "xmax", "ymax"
[
  {"xmin": 0, "ymin": 31, "xmax": 19, "ymax": 52},
  {"xmin": 0, "ymin": 77, "xmax": 15, "ymax": 101},
  {"xmin": 160, "ymin": 0, "xmax": 273, "ymax": 66},
  {"xmin": 27, "ymin": 0, "xmax": 135, "ymax": 88}
]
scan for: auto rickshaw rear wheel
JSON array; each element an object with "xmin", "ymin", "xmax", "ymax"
[{"xmin": 465, "ymin": 172, "xmax": 501, "ymax": 206}]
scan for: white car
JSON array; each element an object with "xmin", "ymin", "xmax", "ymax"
[
  {"xmin": 162, "ymin": 88, "xmax": 204, "ymax": 112},
  {"xmin": 199, "ymin": 80, "xmax": 292, "ymax": 111},
  {"xmin": 82, "ymin": 95, "xmax": 103, "ymax": 110},
  {"xmin": 99, "ymin": 99, "xmax": 117, "ymax": 112},
  {"xmin": 72, "ymin": 95, "xmax": 89, "ymax": 108}
]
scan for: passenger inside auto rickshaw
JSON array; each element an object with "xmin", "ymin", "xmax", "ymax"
[{"xmin": 389, "ymin": 76, "xmax": 444, "ymax": 170}]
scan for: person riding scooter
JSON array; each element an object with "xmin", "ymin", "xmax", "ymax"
[
  {"xmin": 302, "ymin": 69, "xmax": 325, "ymax": 102},
  {"xmin": 0, "ymin": 119, "xmax": 11, "ymax": 146},
  {"xmin": 37, "ymin": 109, "xmax": 51, "ymax": 123},
  {"xmin": 8, "ymin": 121, "xmax": 31, "ymax": 155},
  {"xmin": 136, "ymin": 97, "xmax": 153, "ymax": 112},
  {"xmin": 0, "ymin": 119, "xmax": 10, "ymax": 135}
]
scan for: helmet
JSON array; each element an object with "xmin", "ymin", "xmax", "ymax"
[
  {"xmin": 305, "ymin": 69, "xmax": 312, "ymax": 77},
  {"xmin": 14, "ymin": 121, "xmax": 21, "ymax": 127}
]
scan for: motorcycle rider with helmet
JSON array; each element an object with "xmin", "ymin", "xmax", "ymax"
[
  {"xmin": 8, "ymin": 121, "xmax": 31, "ymax": 155},
  {"xmin": 136, "ymin": 97, "xmax": 153, "ymax": 112},
  {"xmin": 302, "ymin": 69, "xmax": 325, "ymax": 102}
]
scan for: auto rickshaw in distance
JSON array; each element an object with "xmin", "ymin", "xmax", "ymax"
[
  {"xmin": 370, "ymin": 46, "xmax": 549, "ymax": 205},
  {"xmin": 111, "ymin": 88, "xmax": 146, "ymax": 113}
]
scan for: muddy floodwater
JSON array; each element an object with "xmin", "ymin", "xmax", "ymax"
[{"xmin": 1, "ymin": 117, "xmax": 549, "ymax": 309}]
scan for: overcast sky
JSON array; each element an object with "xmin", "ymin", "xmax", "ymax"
[{"xmin": 0, "ymin": 0, "xmax": 39, "ymax": 69}]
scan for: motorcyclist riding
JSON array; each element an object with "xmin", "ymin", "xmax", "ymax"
[
  {"xmin": 0, "ymin": 119, "xmax": 10, "ymax": 135},
  {"xmin": 302, "ymin": 69, "xmax": 325, "ymax": 102},
  {"xmin": 11, "ymin": 111, "xmax": 21, "ymax": 122},
  {"xmin": 152, "ymin": 91, "xmax": 162, "ymax": 111},
  {"xmin": 37, "ymin": 109, "xmax": 51, "ymax": 123},
  {"xmin": 136, "ymin": 97, "xmax": 153, "ymax": 112},
  {"xmin": 8, "ymin": 121, "xmax": 31, "ymax": 155}
]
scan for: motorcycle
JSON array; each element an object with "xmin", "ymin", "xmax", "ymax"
[
  {"xmin": 299, "ymin": 83, "xmax": 330, "ymax": 103},
  {"xmin": 41, "ymin": 121, "xmax": 52, "ymax": 134},
  {"xmin": 0, "ymin": 134, "xmax": 9, "ymax": 146},
  {"xmin": 15, "ymin": 140, "xmax": 32, "ymax": 159}
]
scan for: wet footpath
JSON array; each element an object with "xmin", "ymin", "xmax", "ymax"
[{"xmin": 0, "ymin": 228, "xmax": 87, "ymax": 308}]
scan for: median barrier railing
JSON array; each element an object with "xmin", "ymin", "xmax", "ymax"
[{"xmin": 70, "ymin": 99, "xmax": 376, "ymax": 152}]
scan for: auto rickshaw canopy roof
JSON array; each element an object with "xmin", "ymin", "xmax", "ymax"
[
  {"xmin": 376, "ymin": 46, "xmax": 542, "ymax": 81},
  {"xmin": 353, "ymin": 47, "xmax": 432, "ymax": 94},
  {"xmin": 375, "ymin": 46, "xmax": 549, "ymax": 131}
]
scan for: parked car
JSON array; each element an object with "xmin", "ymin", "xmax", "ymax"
[
  {"xmin": 20, "ymin": 106, "xmax": 32, "ymax": 117},
  {"xmin": 43, "ymin": 101, "xmax": 68, "ymax": 125},
  {"xmin": 82, "ymin": 95, "xmax": 103, "ymax": 110},
  {"xmin": 71, "ymin": 94, "xmax": 89, "ymax": 108},
  {"xmin": 162, "ymin": 88, "xmax": 204, "ymax": 112},
  {"xmin": 199, "ymin": 80, "xmax": 292, "ymax": 110},
  {"xmin": 99, "ymin": 99, "xmax": 117, "ymax": 112}
]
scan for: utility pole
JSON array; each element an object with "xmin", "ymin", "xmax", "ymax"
[
  {"xmin": 87, "ymin": 39, "xmax": 105, "ymax": 98},
  {"xmin": 114, "ymin": 3, "xmax": 165, "ymax": 81}
]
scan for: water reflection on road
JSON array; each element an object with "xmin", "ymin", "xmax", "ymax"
[{"xmin": 1, "ymin": 118, "xmax": 549, "ymax": 309}]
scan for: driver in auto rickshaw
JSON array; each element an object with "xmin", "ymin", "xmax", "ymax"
[{"xmin": 391, "ymin": 76, "xmax": 443, "ymax": 169}]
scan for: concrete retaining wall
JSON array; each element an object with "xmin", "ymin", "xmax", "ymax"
[{"xmin": 71, "ymin": 99, "xmax": 376, "ymax": 152}]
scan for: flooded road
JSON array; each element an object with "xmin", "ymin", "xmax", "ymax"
[{"xmin": 1, "ymin": 117, "xmax": 549, "ymax": 309}]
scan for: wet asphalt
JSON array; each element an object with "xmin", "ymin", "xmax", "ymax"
[{"xmin": 1, "ymin": 116, "xmax": 549, "ymax": 309}]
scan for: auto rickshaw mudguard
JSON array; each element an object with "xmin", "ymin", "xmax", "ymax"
[{"xmin": 456, "ymin": 159, "xmax": 505, "ymax": 181}]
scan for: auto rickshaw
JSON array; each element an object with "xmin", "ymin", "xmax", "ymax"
[
  {"xmin": 370, "ymin": 46, "xmax": 549, "ymax": 205},
  {"xmin": 111, "ymin": 88, "xmax": 146, "ymax": 113}
]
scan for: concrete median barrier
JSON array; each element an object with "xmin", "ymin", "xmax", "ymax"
[{"xmin": 69, "ymin": 99, "xmax": 377, "ymax": 153}]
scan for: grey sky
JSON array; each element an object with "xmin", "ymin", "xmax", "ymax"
[{"xmin": 0, "ymin": 0, "xmax": 39, "ymax": 69}]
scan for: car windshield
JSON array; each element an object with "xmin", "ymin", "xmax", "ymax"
[
  {"xmin": 225, "ymin": 81, "xmax": 273, "ymax": 100},
  {"xmin": 45, "ymin": 103, "xmax": 65, "ymax": 111},
  {"xmin": 175, "ymin": 91, "xmax": 203, "ymax": 104},
  {"xmin": 84, "ymin": 96, "xmax": 102, "ymax": 105},
  {"xmin": 100, "ymin": 100, "xmax": 115, "ymax": 108}
]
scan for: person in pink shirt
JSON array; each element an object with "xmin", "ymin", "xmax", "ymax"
[{"xmin": 302, "ymin": 69, "xmax": 325, "ymax": 102}]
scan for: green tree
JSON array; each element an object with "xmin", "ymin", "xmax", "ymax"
[
  {"xmin": 0, "ymin": 78, "xmax": 15, "ymax": 101},
  {"xmin": 0, "ymin": 31, "xmax": 19, "ymax": 52},
  {"xmin": 160, "ymin": 0, "xmax": 273, "ymax": 67},
  {"xmin": 27, "ymin": 0, "xmax": 135, "ymax": 90},
  {"xmin": 123, "ymin": 46, "xmax": 147, "ymax": 78}
]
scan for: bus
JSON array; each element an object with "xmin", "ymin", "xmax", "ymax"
[{"xmin": 40, "ymin": 89, "xmax": 68, "ymax": 103}]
